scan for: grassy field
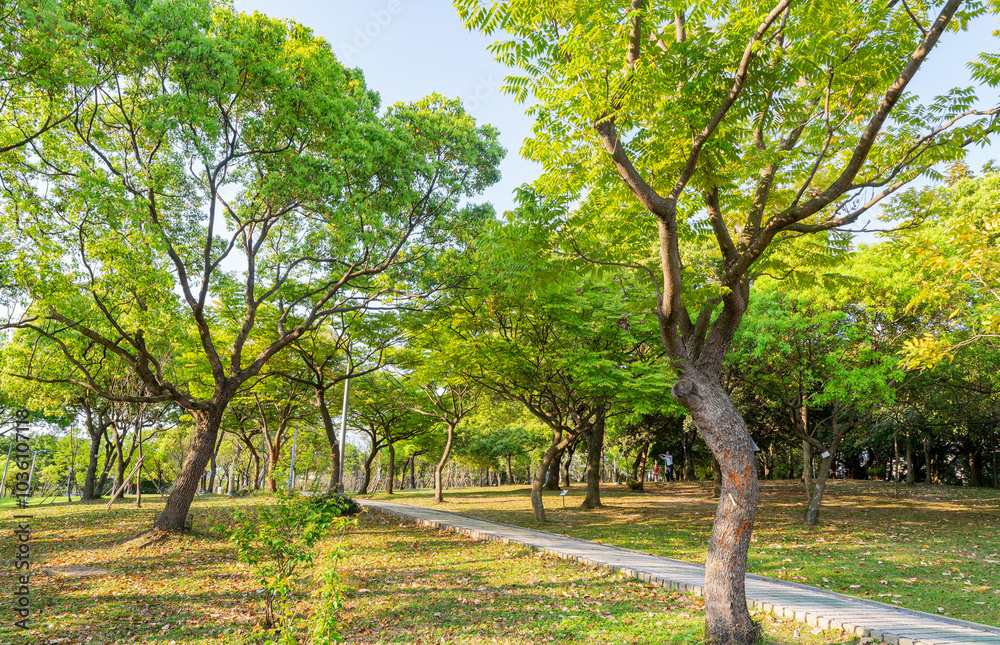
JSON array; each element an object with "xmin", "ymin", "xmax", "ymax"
[
  {"xmin": 363, "ymin": 479, "xmax": 1000, "ymax": 627},
  {"xmin": 0, "ymin": 493, "xmax": 869, "ymax": 645}
]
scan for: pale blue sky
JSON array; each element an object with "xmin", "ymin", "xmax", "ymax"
[{"xmin": 237, "ymin": 1, "xmax": 999, "ymax": 216}]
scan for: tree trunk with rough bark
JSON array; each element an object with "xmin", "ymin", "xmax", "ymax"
[
  {"xmin": 581, "ymin": 410, "xmax": 605, "ymax": 509},
  {"xmin": 434, "ymin": 423, "xmax": 456, "ymax": 503},
  {"xmin": 803, "ymin": 453, "xmax": 835, "ymax": 526},
  {"xmin": 545, "ymin": 430, "xmax": 563, "ymax": 491},
  {"xmin": 802, "ymin": 440, "xmax": 813, "ymax": 503},
  {"xmin": 153, "ymin": 406, "xmax": 227, "ymax": 530},
  {"xmin": 80, "ymin": 404, "xmax": 108, "ymax": 500},
  {"xmin": 506, "ymin": 454, "xmax": 513, "ymax": 484},
  {"xmin": 358, "ymin": 446, "xmax": 379, "ymax": 495},
  {"xmin": 531, "ymin": 430, "xmax": 580, "ymax": 521},
  {"xmin": 673, "ymin": 373, "xmax": 761, "ymax": 644},
  {"xmin": 266, "ymin": 446, "xmax": 279, "ymax": 493},
  {"xmin": 631, "ymin": 441, "xmax": 649, "ymax": 491},
  {"xmin": 82, "ymin": 436, "xmax": 102, "ymax": 500},
  {"xmin": 969, "ymin": 448, "xmax": 983, "ymax": 487}
]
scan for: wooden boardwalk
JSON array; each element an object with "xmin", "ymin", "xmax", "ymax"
[{"xmin": 360, "ymin": 499, "xmax": 1000, "ymax": 645}]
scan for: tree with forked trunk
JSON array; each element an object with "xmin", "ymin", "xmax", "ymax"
[
  {"xmin": 456, "ymin": 0, "xmax": 998, "ymax": 640},
  {"xmin": 0, "ymin": 2, "xmax": 502, "ymax": 530}
]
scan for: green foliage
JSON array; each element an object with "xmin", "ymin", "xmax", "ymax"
[
  {"xmin": 227, "ymin": 493, "xmax": 353, "ymax": 635},
  {"xmin": 305, "ymin": 493, "xmax": 361, "ymax": 518},
  {"xmin": 892, "ymin": 171, "xmax": 1000, "ymax": 367}
]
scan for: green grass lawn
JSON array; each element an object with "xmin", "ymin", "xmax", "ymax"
[
  {"xmin": 0, "ymin": 495, "xmax": 75, "ymax": 509},
  {"xmin": 363, "ymin": 479, "xmax": 1000, "ymax": 627},
  {"xmin": 0, "ymin": 493, "xmax": 866, "ymax": 644}
]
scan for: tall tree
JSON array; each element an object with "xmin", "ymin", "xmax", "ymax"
[
  {"xmin": 1, "ymin": 2, "xmax": 502, "ymax": 530},
  {"xmin": 455, "ymin": 1, "xmax": 999, "ymax": 640}
]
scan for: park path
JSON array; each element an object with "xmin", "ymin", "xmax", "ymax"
[{"xmin": 360, "ymin": 499, "xmax": 1000, "ymax": 645}]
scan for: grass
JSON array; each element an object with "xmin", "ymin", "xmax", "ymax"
[
  {"xmin": 363, "ymin": 479, "xmax": 1000, "ymax": 627},
  {"xmin": 0, "ymin": 493, "xmax": 869, "ymax": 644},
  {"xmin": 0, "ymin": 495, "xmax": 72, "ymax": 509}
]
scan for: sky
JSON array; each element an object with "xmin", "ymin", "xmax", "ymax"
[{"xmin": 233, "ymin": 1, "xmax": 1000, "ymax": 218}]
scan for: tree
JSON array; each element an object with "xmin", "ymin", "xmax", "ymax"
[
  {"xmin": 730, "ymin": 269, "xmax": 905, "ymax": 524},
  {"xmin": 898, "ymin": 171, "xmax": 1000, "ymax": 366},
  {"xmin": 455, "ymin": 1, "xmax": 998, "ymax": 640},
  {"xmin": 0, "ymin": 0, "xmax": 92, "ymax": 155},
  {"xmin": 283, "ymin": 312, "xmax": 399, "ymax": 493},
  {"xmin": 448, "ymin": 247, "xmax": 671, "ymax": 518},
  {"xmin": 1, "ymin": 2, "xmax": 502, "ymax": 530},
  {"xmin": 349, "ymin": 375, "xmax": 431, "ymax": 495},
  {"xmin": 393, "ymin": 364, "xmax": 479, "ymax": 504}
]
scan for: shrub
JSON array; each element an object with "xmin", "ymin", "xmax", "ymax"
[
  {"xmin": 306, "ymin": 493, "xmax": 361, "ymax": 517},
  {"xmin": 228, "ymin": 492, "xmax": 351, "ymax": 637},
  {"xmin": 625, "ymin": 479, "xmax": 642, "ymax": 491}
]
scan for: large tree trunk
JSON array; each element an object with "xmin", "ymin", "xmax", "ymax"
[
  {"xmin": 96, "ymin": 444, "xmax": 113, "ymax": 497},
  {"xmin": 116, "ymin": 444, "xmax": 128, "ymax": 499},
  {"xmin": 802, "ymin": 438, "xmax": 813, "ymax": 503},
  {"xmin": 544, "ymin": 428, "xmax": 562, "ymax": 490},
  {"xmin": 674, "ymin": 374, "xmax": 761, "ymax": 645},
  {"xmin": 581, "ymin": 410, "xmax": 605, "ymax": 509},
  {"xmin": 317, "ymin": 388, "xmax": 341, "ymax": 494},
  {"xmin": 266, "ymin": 446, "xmax": 279, "ymax": 493},
  {"xmin": 153, "ymin": 406, "xmax": 226, "ymax": 531},
  {"xmin": 969, "ymin": 448, "xmax": 983, "ymax": 487},
  {"xmin": 80, "ymin": 405, "xmax": 107, "ymax": 500},
  {"xmin": 358, "ymin": 444, "xmax": 379, "ymax": 495},
  {"xmin": 81, "ymin": 433, "xmax": 102, "ymax": 500},
  {"xmin": 631, "ymin": 441, "xmax": 649, "ymax": 491},
  {"xmin": 505, "ymin": 454, "xmax": 513, "ymax": 484},
  {"xmin": 411, "ymin": 454, "xmax": 418, "ymax": 489},
  {"xmin": 803, "ymin": 452, "xmax": 835, "ymax": 526},
  {"xmin": 385, "ymin": 443, "xmax": 396, "ymax": 495},
  {"xmin": 433, "ymin": 424, "xmax": 456, "ymax": 504},
  {"xmin": 530, "ymin": 432, "xmax": 577, "ymax": 522}
]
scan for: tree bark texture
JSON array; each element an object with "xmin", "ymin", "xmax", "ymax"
[
  {"xmin": 545, "ymin": 429, "xmax": 563, "ymax": 491},
  {"xmin": 358, "ymin": 443, "xmax": 380, "ymax": 495},
  {"xmin": 530, "ymin": 433, "xmax": 577, "ymax": 521},
  {"xmin": 803, "ymin": 453, "xmax": 835, "ymax": 526},
  {"xmin": 581, "ymin": 410, "xmax": 606, "ymax": 509},
  {"xmin": 674, "ymin": 374, "xmax": 761, "ymax": 644},
  {"xmin": 153, "ymin": 406, "xmax": 226, "ymax": 530}
]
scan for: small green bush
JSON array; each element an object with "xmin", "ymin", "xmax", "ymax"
[
  {"xmin": 306, "ymin": 493, "xmax": 361, "ymax": 517},
  {"xmin": 228, "ymin": 492, "xmax": 352, "ymax": 639},
  {"xmin": 625, "ymin": 479, "xmax": 642, "ymax": 491}
]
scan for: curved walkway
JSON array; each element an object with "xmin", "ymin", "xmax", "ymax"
[{"xmin": 360, "ymin": 499, "xmax": 1000, "ymax": 645}]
